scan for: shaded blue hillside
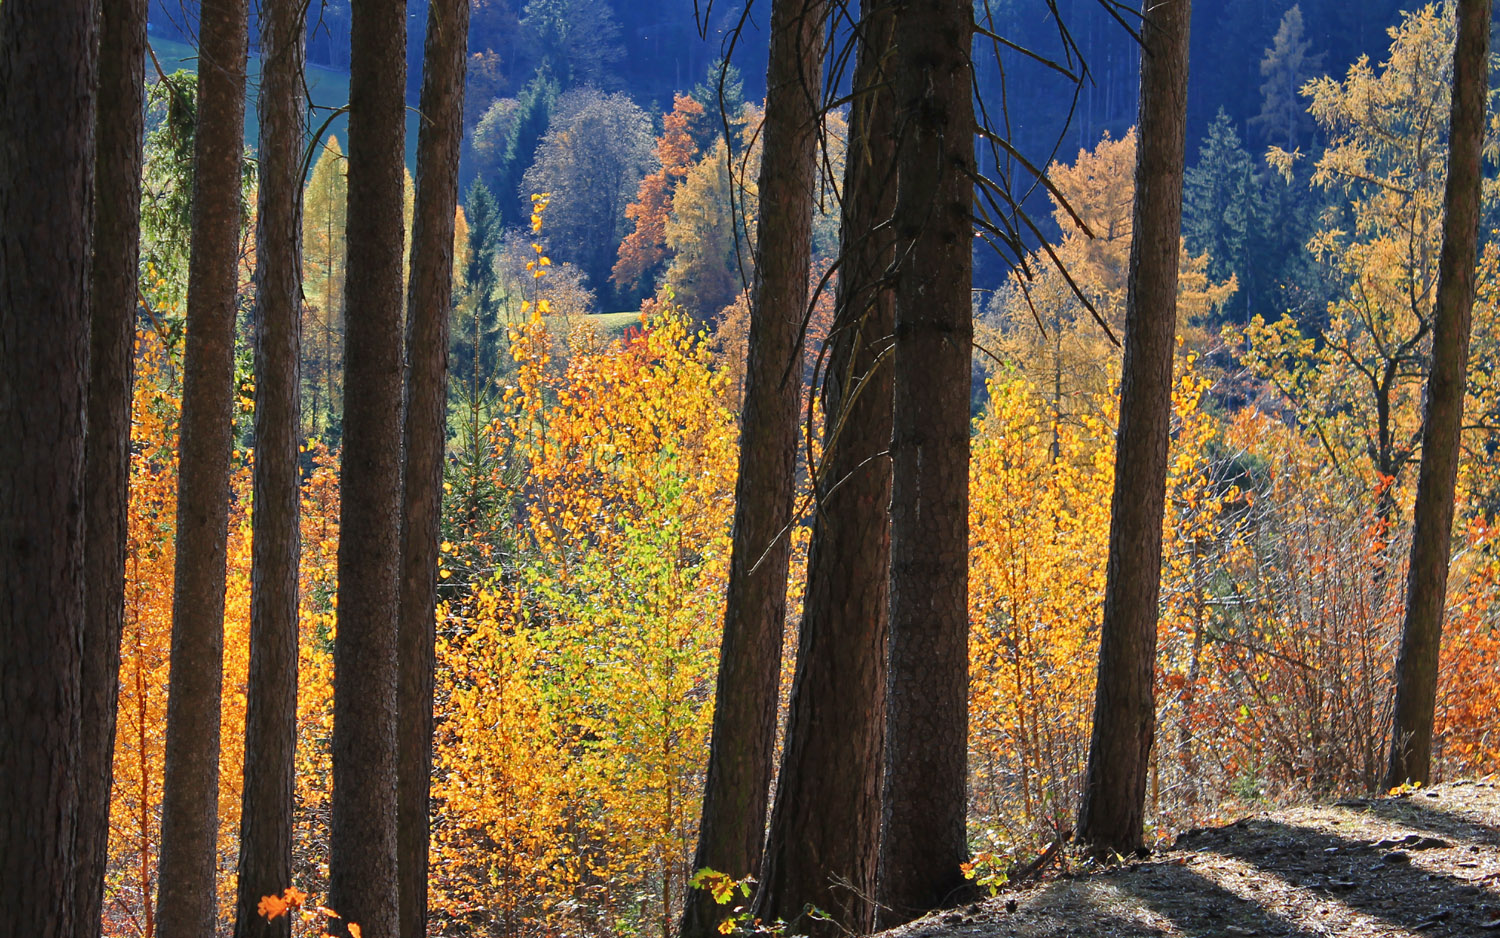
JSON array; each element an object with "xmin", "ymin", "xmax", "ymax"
[{"xmin": 147, "ymin": 26, "xmax": 421, "ymax": 170}]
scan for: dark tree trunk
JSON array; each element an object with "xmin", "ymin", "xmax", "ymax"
[
  {"xmin": 874, "ymin": 0, "xmax": 976, "ymax": 924},
  {"xmin": 397, "ymin": 2, "xmax": 468, "ymax": 937},
  {"xmin": 681, "ymin": 2, "xmax": 826, "ymax": 935},
  {"xmin": 753, "ymin": 3, "xmax": 895, "ymax": 933},
  {"xmin": 0, "ymin": 2, "xmax": 96, "ymax": 937},
  {"xmin": 156, "ymin": 1, "xmax": 249, "ymax": 934},
  {"xmin": 1385, "ymin": 0, "xmax": 1490, "ymax": 789},
  {"xmin": 232, "ymin": 2, "xmax": 305, "ymax": 936},
  {"xmin": 1075, "ymin": 0, "xmax": 1192, "ymax": 857},
  {"xmin": 76, "ymin": 1, "xmax": 147, "ymax": 935},
  {"xmin": 329, "ymin": 0, "xmax": 407, "ymax": 934}
]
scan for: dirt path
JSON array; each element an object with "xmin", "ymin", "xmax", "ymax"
[{"xmin": 883, "ymin": 779, "xmax": 1500, "ymax": 938}]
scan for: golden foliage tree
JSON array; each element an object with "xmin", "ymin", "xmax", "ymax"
[
  {"xmin": 613, "ymin": 94, "xmax": 706, "ymax": 293},
  {"xmin": 301, "ymin": 136, "xmax": 347, "ymax": 440},
  {"xmin": 432, "ymin": 302, "xmax": 737, "ymax": 938},
  {"xmin": 989, "ymin": 128, "xmax": 1236, "ymax": 432}
]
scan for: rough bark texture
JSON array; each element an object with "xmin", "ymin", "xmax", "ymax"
[
  {"xmin": 753, "ymin": 4, "xmax": 895, "ymax": 932},
  {"xmin": 329, "ymin": 0, "xmax": 407, "ymax": 934},
  {"xmin": 398, "ymin": 2, "xmax": 468, "ymax": 936},
  {"xmin": 1075, "ymin": 0, "xmax": 1192, "ymax": 857},
  {"xmin": 1385, "ymin": 0, "xmax": 1490, "ymax": 789},
  {"xmin": 875, "ymin": 0, "xmax": 976, "ymax": 924},
  {"xmin": 155, "ymin": 1, "xmax": 249, "ymax": 935},
  {"xmin": 232, "ymin": 2, "xmax": 305, "ymax": 936},
  {"xmin": 76, "ymin": 1, "xmax": 147, "ymax": 935},
  {"xmin": 680, "ymin": 2, "xmax": 825, "ymax": 935},
  {"xmin": 0, "ymin": 3, "xmax": 96, "ymax": 937}
]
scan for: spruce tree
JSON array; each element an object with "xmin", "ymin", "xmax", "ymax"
[
  {"xmin": 452, "ymin": 181, "xmax": 503, "ymax": 412},
  {"xmin": 76, "ymin": 0, "xmax": 149, "ymax": 933},
  {"xmin": 1076, "ymin": 0, "xmax": 1193, "ymax": 858},
  {"xmin": 232, "ymin": 0, "xmax": 306, "ymax": 934},
  {"xmin": 1183, "ymin": 109, "xmax": 1253, "ymax": 323},
  {"xmin": 1250, "ymin": 5, "xmax": 1324, "ymax": 151},
  {"xmin": 0, "ymin": 1, "xmax": 97, "ymax": 935},
  {"xmin": 155, "ymin": 1, "xmax": 250, "ymax": 933},
  {"xmin": 397, "ymin": 3, "xmax": 469, "ymax": 935},
  {"xmin": 876, "ymin": 0, "xmax": 977, "ymax": 920},
  {"xmin": 328, "ymin": 0, "xmax": 407, "ymax": 931},
  {"xmin": 1387, "ymin": 0, "xmax": 1491, "ymax": 788},
  {"xmin": 682, "ymin": 1, "xmax": 828, "ymax": 935},
  {"xmin": 498, "ymin": 72, "xmax": 559, "ymax": 219}
]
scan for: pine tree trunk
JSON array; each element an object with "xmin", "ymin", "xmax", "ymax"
[
  {"xmin": 76, "ymin": 1, "xmax": 148, "ymax": 935},
  {"xmin": 875, "ymin": 0, "xmax": 976, "ymax": 924},
  {"xmin": 232, "ymin": 2, "xmax": 305, "ymax": 936},
  {"xmin": 329, "ymin": 0, "xmax": 407, "ymax": 933},
  {"xmin": 753, "ymin": 4, "xmax": 894, "ymax": 932},
  {"xmin": 156, "ymin": 1, "xmax": 249, "ymax": 934},
  {"xmin": 0, "ymin": 2, "xmax": 96, "ymax": 937},
  {"xmin": 398, "ymin": 2, "xmax": 468, "ymax": 936},
  {"xmin": 681, "ymin": 2, "xmax": 826, "ymax": 935},
  {"xmin": 1385, "ymin": 0, "xmax": 1490, "ymax": 789},
  {"xmin": 1075, "ymin": 0, "xmax": 1192, "ymax": 857}
]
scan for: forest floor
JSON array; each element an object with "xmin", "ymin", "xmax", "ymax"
[{"xmin": 885, "ymin": 779, "xmax": 1500, "ymax": 938}]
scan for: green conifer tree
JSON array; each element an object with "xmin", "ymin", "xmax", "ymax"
[
  {"xmin": 451, "ymin": 181, "xmax": 503, "ymax": 413},
  {"xmin": 1183, "ymin": 109, "xmax": 1253, "ymax": 323},
  {"xmin": 1250, "ymin": 5, "xmax": 1324, "ymax": 151},
  {"xmin": 690, "ymin": 57, "xmax": 747, "ymax": 151},
  {"xmin": 497, "ymin": 71, "xmax": 558, "ymax": 219}
]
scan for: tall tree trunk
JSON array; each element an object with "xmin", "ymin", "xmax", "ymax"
[
  {"xmin": 398, "ymin": 2, "xmax": 468, "ymax": 936},
  {"xmin": 875, "ymin": 0, "xmax": 976, "ymax": 924},
  {"xmin": 329, "ymin": 0, "xmax": 407, "ymax": 933},
  {"xmin": 753, "ymin": 4, "xmax": 895, "ymax": 933},
  {"xmin": 156, "ymin": 1, "xmax": 249, "ymax": 934},
  {"xmin": 76, "ymin": 1, "xmax": 148, "ymax": 935},
  {"xmin": 232, "ymin": 1, "xmax": 305, "ymax": 936},
  {"xmin": 680, "ymin": 2, "xmax": 826, "ymax": 935},
  {"xmin": 1385, "ymin": 0, "xmax": 1490, "ymax": 789},
  {"xmin": 1075, "ymin": 0, "xmax": 1192, "ymax": 857},
  {"xmin": 0, "ymin": 2, "xmax": 96, "ymax": 937}
]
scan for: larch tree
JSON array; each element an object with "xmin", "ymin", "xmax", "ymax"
[
  {"xmin": 0, "ymin": 1, "xmax": 96, "ymax": 936},
  {"xmin": 1236, "ymin": 7, "xmax": 1472, "ymax": 541},
  {"xmin": 76, "ymin": 0, "xmax": 148, "ymax": 935},
  {"xmin": 1386, "ymin": 0, "xmax": 1491, "ymax": 788},
  {"xmin": 329, "ymin": 0, "xmax": 407, "ymax": 933},
  {"xmin": 398, "ymin": 0, "xmax": 469, "ymax": 936},
  {"xmin": 1075, "ymin": 0, "xmax": 1192, "ymax": 856},
  {"xmin": 875, "ymin": 0, "xmax": 976, "ymax": 923},
  {"xmin": 232, "ymin": 0, "xmax": 306, "ymax": 935},
  {"xmin": 663, "ymin": 129, "xmax": 762, "ymax": 322},
  {"xmin": 680, "ymin": 1, "xmax": 827, "ymax": 936},
  {"xmin": 302, "ymin": 136, "xmax": 348, "ymax": 440},
  {"xmin": 155, "ymin": 0, "xmax": 249, "ymax": 935},
  {"xmin": 752, "ymin": 2, "xmax": 895, "ymax": 934}
]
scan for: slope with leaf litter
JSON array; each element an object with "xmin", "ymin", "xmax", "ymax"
[{"xmin": 881, "ymin": 780, "xmax": 1500, "ymax": 938}]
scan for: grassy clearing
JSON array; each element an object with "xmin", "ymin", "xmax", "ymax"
[{"xmin": 588, "ymin": 311, "xmax": 646, "ymax": 341}]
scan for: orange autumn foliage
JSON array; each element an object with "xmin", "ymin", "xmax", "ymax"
[
  {"xmin": 431, "ymin": 297, "xmax": 738, "ymax": 938},
  {"xmin": 105, "ymin": 320, "xmax": 342, "ymax": 937},
  {"xmin": 967, "ymin": 353, "xmax": 1240, "ymax": 844},
  {"xmin": 613, "ymin": 94, "xmax": 706, "ymax": 292}
]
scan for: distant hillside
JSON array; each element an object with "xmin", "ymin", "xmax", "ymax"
[{"xmin": 146, "ymin": 29, "xmax": 420, "ymax": 169}]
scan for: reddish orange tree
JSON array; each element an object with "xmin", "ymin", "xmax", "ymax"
[{"xmin": 613, "ymin": 94, "xmax": 706, "ymax": 294}]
